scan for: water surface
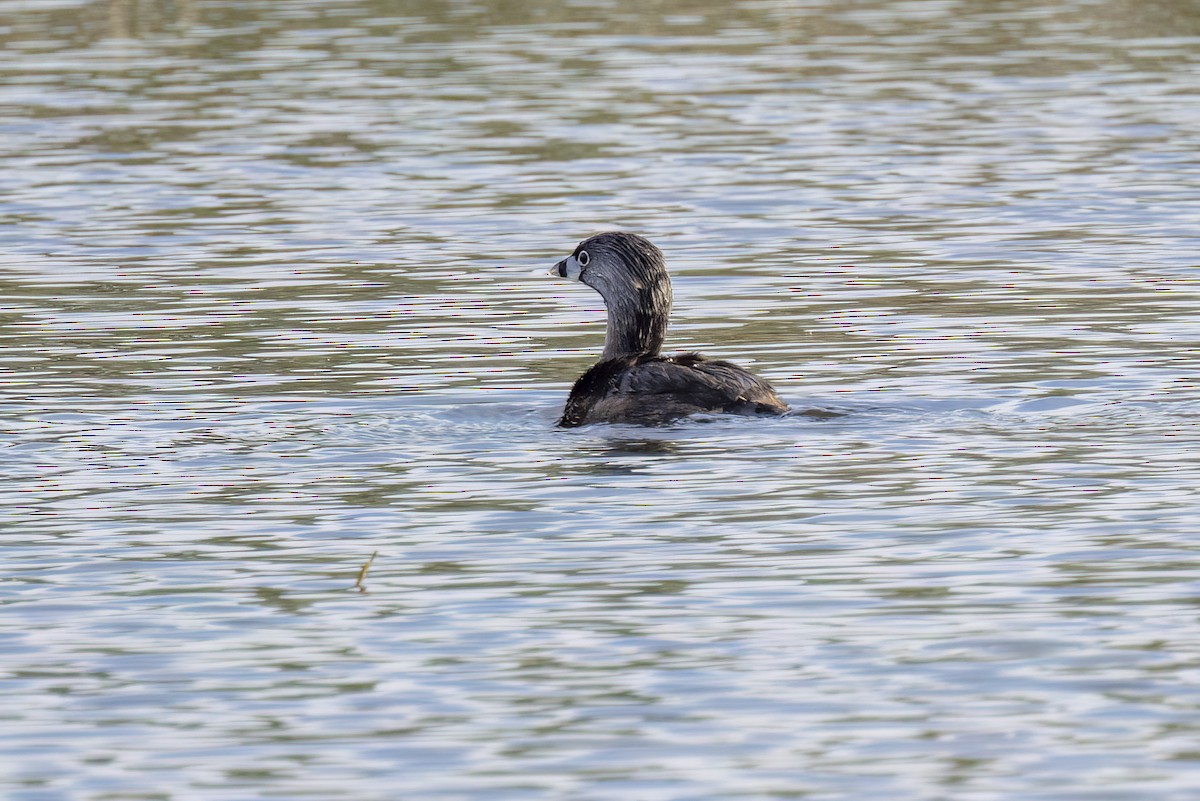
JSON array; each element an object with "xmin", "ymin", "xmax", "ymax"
[{"xmin": 2, "ymin": 0, "xmax": 1199, "ymax": 799}]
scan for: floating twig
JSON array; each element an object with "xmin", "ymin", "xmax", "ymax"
[{"xmin": 354, "ymin": 550, "xmax": 378, "ymax": 593}]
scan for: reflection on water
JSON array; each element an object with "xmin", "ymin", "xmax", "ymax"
[{"xmin": 2, "ymin": 0, "xmax": 1199, "ymax": 798}]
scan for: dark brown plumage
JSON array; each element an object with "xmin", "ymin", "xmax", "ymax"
[{"xmin": 552, "ymin": 232, "xmax": 789, "ymax": 427}]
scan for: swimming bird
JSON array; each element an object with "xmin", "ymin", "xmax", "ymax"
[{"xmin": 551, "ymin": 232, "xmax": 789, "ymax": 426}]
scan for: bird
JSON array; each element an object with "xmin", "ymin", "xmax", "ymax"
[{"xmin": 550, "ymin": 232, "xmax": 789, "ymax": 426}]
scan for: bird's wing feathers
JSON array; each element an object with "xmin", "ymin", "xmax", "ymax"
[{"xmin": 560, "ymin": 353, "xmax": 787, "ymax": 426}]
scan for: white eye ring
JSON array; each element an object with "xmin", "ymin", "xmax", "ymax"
[{"xmin": 577, "ymin": 250, "xmax": 590, "ymax": 267}]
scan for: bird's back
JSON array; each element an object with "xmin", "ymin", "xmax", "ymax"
[{"xmin": 559, "ymin": 352, "xmax": 788, "ymax": 427}]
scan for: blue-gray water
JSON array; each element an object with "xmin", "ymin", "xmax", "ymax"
[{"xmin": 2, "ymin": 0, "xmax": 1199, "ymax": 799}]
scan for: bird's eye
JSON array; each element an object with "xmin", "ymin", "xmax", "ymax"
[{"xmin": 577, "ymin": 250, "xmax": 590, "ymax": 267}]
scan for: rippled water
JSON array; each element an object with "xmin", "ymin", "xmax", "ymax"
[{"xmin": 2, "ymin": 0, "xmax": 1199, "ymax": 798}]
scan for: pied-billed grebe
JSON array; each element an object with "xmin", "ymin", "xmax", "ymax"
[{"xmin": 551, "ymin": 232, "xmax": 789, "ymax": 427}]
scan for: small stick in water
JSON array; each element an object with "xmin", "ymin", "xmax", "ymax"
[{"xmin": 354, "ymin": 551, "xmax": 378, "ymax": 593}]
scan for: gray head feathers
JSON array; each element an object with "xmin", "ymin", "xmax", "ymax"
[{"xmin": 553, "ymin": 232, "xmax": 672, "ymax": 359}]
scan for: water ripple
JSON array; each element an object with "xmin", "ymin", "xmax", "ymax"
[{"xmin": 2, "ymin": 0, "xmax": 1199, "ymax": 799}]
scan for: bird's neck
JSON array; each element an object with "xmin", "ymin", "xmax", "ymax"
[{"xmin": 599, "ymin": 279, "xmax": 670, "ymax": 360}]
